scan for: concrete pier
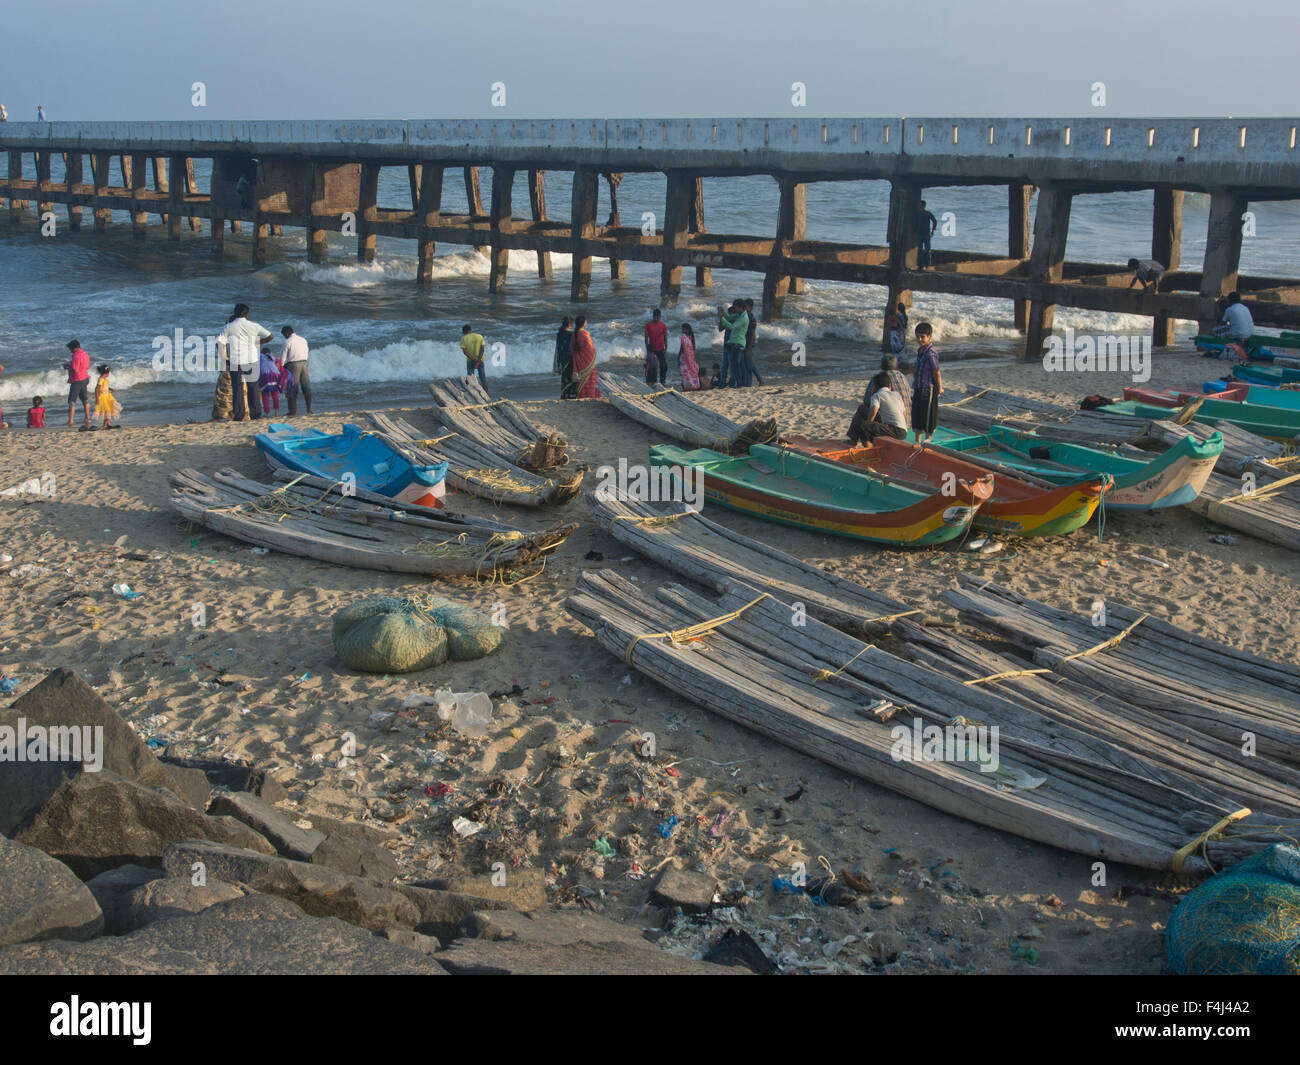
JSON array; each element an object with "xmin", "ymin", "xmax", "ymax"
[{"xmin": 4, "ymin": 117, "xmax": 1300, "ymax": 355}]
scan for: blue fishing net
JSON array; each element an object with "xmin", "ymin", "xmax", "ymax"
[{"xmin": 1166, "ymin": 843, "xmax": 1300, "ymax": 974}]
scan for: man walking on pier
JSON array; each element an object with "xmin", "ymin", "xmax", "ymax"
[
  {"xmin": 1127, "ymin": 258, "xmax": 1165, "ymax": 292},
  {"xmin": 917, "ymin": 201, "xmax": 938, "ymax": 269}
]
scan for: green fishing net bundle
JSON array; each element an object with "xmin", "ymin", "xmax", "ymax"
[
  {"xmin": 1165, "ymin": 843, "xmax": 1300, "ymax": 974},
  {"xmin": 332, "ymin": 594, "xmax": 505, "ymax": 674}
]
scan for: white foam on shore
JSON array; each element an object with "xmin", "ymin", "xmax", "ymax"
[{"xmin": 262, "ymin": 248, "xmax": 578, "ymax": 287}]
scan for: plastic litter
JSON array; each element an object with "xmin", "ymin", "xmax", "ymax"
[
  {"xmin": 111, "ymin": 583, "xmax": 142, "ymax": 599},
  {"xmin": 1209, "ymin": 534, "xmax": 1238, "ymax": 546},
  {"xmin": 657, "ymin": 815, "xmax": 678, "ymax": 839},
  {"xmin": 592, "ymin": 837, "xmax": 617, "ymax": 859},
  {"xmin": 433, "ymin": 689, "xmax": 494, "ymax": 737},
  {"xmin": 452, "ymin": 816, "xmax": 485, "ymax": 837},
  {"xmin": 400, "ymin": 693, "xmax": 440, "ymax": 709},
  {"xmin": 1136, "ymin": 554, "xmax": 1170, "ymax": 568},
  {"xmin": 9, "ymin": 564, "xmax": 50, "ymax": 579},
  {"xmin": 0, "ymin": 678, "xmax": 18, "ymax": 693}
]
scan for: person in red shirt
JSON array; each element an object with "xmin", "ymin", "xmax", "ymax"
[
  {"xmin": 571, "ymin": 317, "xmax": 601, "ymax": 399},
  {"xmin": 643, "ymin": 308, "xmax": 669, "ymax": 386},
  {"xmin": 27, "ymin": 396, "xmax": 46, "ymax": 428},
  {"xmin": 64, "ymin": 339, "xmax": 92, "ymax": 428}
]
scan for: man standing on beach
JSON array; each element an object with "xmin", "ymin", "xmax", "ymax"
[
  {"xmin": 917, "ymin": 201, "xmax": 938, "ymax": 269},
  {"xmin": 460, "ymin": 324, "xmax": 487, "ymax": 393},
  {"xmin": 281, "ymin": 325, "xmax": 312, "ymax": 415},
  {"xmin": 64, "ymin": 340, "xmax": 92, "ymax": 428},
  {"xmin": 217, "ymin": 304, "xmax": 273, "ymax": 421},
  {"xmin": 718, "ymin": 301, "xmax": 750, "ymax": 387},
  {"xmin": 644, "ymin": 308, "xmax": 669, "ymax": 386},
  {"xmin": 744, "ymin": 299, "xmax": 764, "ymax": 386}
]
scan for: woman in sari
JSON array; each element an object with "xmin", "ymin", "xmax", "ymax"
[
  {"xmin": 677, "ymin": 323, "xmax": 700, "ymax": 390},
  {"xmin": 570, "ymin": 316, "xmax": 601, "ymax": 398}
]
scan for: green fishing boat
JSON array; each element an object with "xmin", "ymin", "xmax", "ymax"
[
  {"xmin": 1098, "ymin": 397, "xmax": 1300, "ymax": 443},
  {"xmin": 647, "ymin": 443, "xmax": 993, "ymax": 547},
  {"xmin": 929, "ymin": 426, "xmax": 1223, "ymax": 510}
]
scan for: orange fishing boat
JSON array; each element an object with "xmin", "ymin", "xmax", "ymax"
[{"xmin": 783, "ymin": 435, "xmax": 1110, "ymax": 537}]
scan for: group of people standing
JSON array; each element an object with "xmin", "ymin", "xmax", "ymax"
[
  {"xmin": 212, "ymin": 304, "xmax": 312, "ymax": 422},
  {"xmin": 845, "ymin": 320, "xmax": 944, "ymax": 446},
  {"xmin": 551, "ymin": 317, "xmax": 602, "ymax": 399}
]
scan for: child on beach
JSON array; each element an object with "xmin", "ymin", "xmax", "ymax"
[
  {"xmin": 27, "ymin": 396, "xmax": 45, "ymax": 428},
  {"xmin": 708, "ymin": 363, "xmax": 723, "ymax": 390},
  {"xmin": 910, "ymin": 323, "xmax": 943, "ymax": 444},
  {"xmin": 93, "ymin": 364, "xmax": 122, "ymax": 429},
  {"xmin": 258, "ymin": 346, "xmax": 283, "ymax": 414}
]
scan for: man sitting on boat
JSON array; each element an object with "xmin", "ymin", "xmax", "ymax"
[
  {"xmin": 847, "ymin": 372, "xmax": 909, "ymax": 445},
  {"xmin": 1213, "ymin": 291, "xmax": 1255, "ymax": 359}
]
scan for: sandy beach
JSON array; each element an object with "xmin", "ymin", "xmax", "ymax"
[{"xmin": 2, "ymin": 346, "xmax": 1296, "ymax": 975}]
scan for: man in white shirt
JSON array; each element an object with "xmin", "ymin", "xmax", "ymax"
[
  {"xmin": 217, "ymin": 303, "xmax": 273, "ymax": 421},
  {"xmin": 281, "ymin": 325, "xmax": 312, "ymax": 415},
  {"xmin": 847, "ymin": 373, "xmax": 909, "ymax": 445},
  {"xmin": 1215, "ymin": 291, "xmax": 1255, "ymax": 345}
]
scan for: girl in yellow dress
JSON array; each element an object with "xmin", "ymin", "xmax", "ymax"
[{"xmin": 94, "ymin": 364, "xmax": 122, "ymax": 429}]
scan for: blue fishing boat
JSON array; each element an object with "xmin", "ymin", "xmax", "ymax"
[{"xmin": 254, "ymin": 423, "xmax": 448, "ymax": 508}]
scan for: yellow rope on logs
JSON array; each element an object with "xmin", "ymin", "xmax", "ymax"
[
  {"xmin": 607, "ymin": 510, "xmax": 692, "ymax": 533},
  {"xmin": 448, "ymin": 399, "xmax": 510, "ymax": 412},
  {"xmin": 621, "ymin": 593, "xmax": 771, "ymax": 664},
  {"xmin": 1208, "ymin": 471, "xmax": 1300, "ymax": 519},
  {"xmin": 1173, "ymin": 808, "xmax": 1252, "ymax": 874}
]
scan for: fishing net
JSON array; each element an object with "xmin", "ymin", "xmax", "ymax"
[
  {"xmin": 1165, "ymin": 843, "xmax": 1300, "ymax": 974},
  {"xmin": 332, "ymin": 594, "xmax": 504, "ymax": 674},
  {"xmin": 332, "ymin": 596, "xmax": 449, "ymax": 674}
]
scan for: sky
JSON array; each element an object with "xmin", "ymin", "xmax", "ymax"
[{"xmin": 3, "ymin": 0, "xmax": 1298, "ymax": 121}]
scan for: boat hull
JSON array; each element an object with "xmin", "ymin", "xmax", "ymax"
[
  {"xmin": 650, "ymin": 443, "xmax": 991, "ymax": 547},
  {"xmin": 785, "ymin": 435, "xmax": 1102, "ymax": 536},
  {"xmin": 255, "ymin": 423, "xmax": 448, "ymax": 507}
]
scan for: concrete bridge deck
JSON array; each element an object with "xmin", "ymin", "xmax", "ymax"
[{"xmin": 4, "ymin": 117, "xmax": 1299, "ymax": 353}]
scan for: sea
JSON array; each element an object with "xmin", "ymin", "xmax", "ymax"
[{"xmin": 2, "ymin": 159, "xmax": 1298, "ymax": 422}]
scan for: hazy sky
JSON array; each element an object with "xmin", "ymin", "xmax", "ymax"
[{"xmin": 5, "ymin": 0, "xmax": 1297, "ymax": 121}]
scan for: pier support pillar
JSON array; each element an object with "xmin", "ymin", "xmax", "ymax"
[
  {"xmin": 91, "ymin": 152, "xmax": 111, "ymax": 231},
  {"xmin": 1023, "ymin": 185, "xmax": 1073, "ymax": 358},
  {"xmin": 358, "ymin": 162, "xmax": 379, "ymax": 263},
  {"xmin": 488, "ymin": 165, "xmax": 515, "ymax": 293},
  {"xmin": 1198, "ymin": 188, "xmax": 1247, "ymax": 334},
  {"xmin": 7, "ymin": 152, "xmax": 25, "ymax": 225},
  {"xmin": 128, "ymin": 153, "xmax": 148, "ymax": 239},
  {"xmin": 1009, "ymin": 182, "xmax": 1033, "ymax": 331},
  {"xmin": 605, "ymin": 172, "xmax": 625, "ymax": 280},
  {"xmin": 762, "ymin": 177, "xmax": 807, "ymax": 320},
  {"xmin": 167, "ymin": 155, "xmax": 184, "ymax": 240},
  {"xmin": 528, "ymin": 169, "xmax": 552, "ymax": 280},
  {"xmin": 151, "ymin": 157, "xmax": 169, "ymax": 226},
  {"xmin": 1151, "ymin": 188, "xmax": 1183, "ymax": 347},
  {"xmin": 306, "ymin": 162, "xmax": 327, "ymax": 263},
  {"xmin": 883, "ymin": 179, "xmax": 921, "ymax": 351},
  {"xmin": 185, "ymin": 158, "xmax": 200, "ymax": 231},
  {"xmin": 64, "ymin": 153, "xmax": 83, "ymax": 231},
  {"xmin": 570, "ymin": 168, "xmax": 599, "ymax": 302},
  {"xmin": 230, "ymin": 219, "xmax": 243, "ymax": 234},
  {"xmin": 659, "ymin": 170, "xmax": 693, "ymax": 308},
  {"xmin": 416, "ymin": 165, "xmax": 443, "ymax": 284},
  {"xmin": 690, "ymin": 177, "xmax": 710, "ymax": 288},
  {"xmin": 252, "ymin": 216, "xmax": 269, "ymax": 264},
  {"xmin": 464, "ymin": 166, "xmax": 487, "ymax": 254},
  {"xmin": 35, "ymin": 152, "xmax": 53, "ymax": 218}
]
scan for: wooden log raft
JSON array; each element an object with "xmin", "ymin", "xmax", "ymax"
[
  {"xmin": 565, "ymin": 570, "xmax": 1295, "ymax": 872},
  {"xmin": 169, "ymin": 467, "xmax": 577, "ymax": 578},
  {"xmin": 428, "ymin": 376, "xmax": 584, "ymax": 501},
  {"xmin": 941, "ymin": 576, "xmax": 1300, "ymax": 764},
  {"xmin": 587, "ymin": 490, "xmax": 916, "ymax": 635},
  {"xmin": 368, "ymin": 412, "xmax": 575, "ymax": 507},
  {"xmin": 601, "ymin": 372, "xmax": 777, "ymax": 454}
]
